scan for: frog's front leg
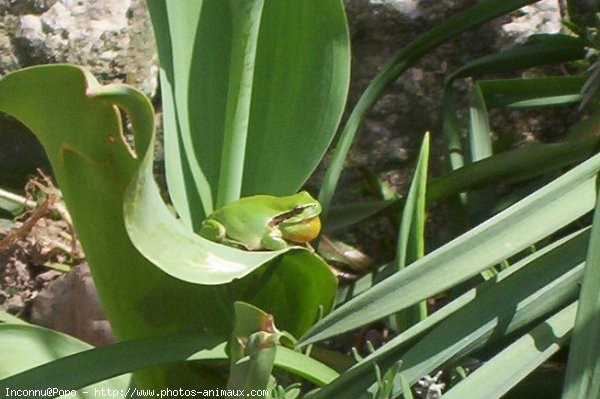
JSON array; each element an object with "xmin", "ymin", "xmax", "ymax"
[
  {"xmin": 199, "ymin": 219, "xmax": 227, "ymax": 243},
  {"xmin": 260, "ymin": 230, "xmax": 289, "ymax": 250}
]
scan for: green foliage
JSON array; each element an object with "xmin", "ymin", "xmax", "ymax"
[
  {"xmin": 0, "ymin": 0, "xmax": 346, "ymax": 390},
  {"xmin": 0, "ymin": 317, "xmax": 337, "ymax": 393},
  {"xmin": 6, "ymin": 0, "xmax": 600, "ymax": 397},
  {"xmin": 147, "ymin": 0, "xmax": 350, "ymax": 224},
  {"xmin": 0, "ymin": 321, "xmax": 130, "ymax": 398}
]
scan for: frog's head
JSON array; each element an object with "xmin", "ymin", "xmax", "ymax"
[{"xmin": 271, "ymin": 191, "xmax": 322, "ymax": 244}]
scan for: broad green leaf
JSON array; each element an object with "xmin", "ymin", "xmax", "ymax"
[
  {"xmin": 0, "ymin": 329, "xmax": 337, "ymax": 395},
  {"xmin": 562, "ymin": 183, "xmax": 600, "ymax": 399},
  {"xmin": 0, "ymin": 65, "xmax": 335, "ymax": 388},
  {"xmin": 217, "ymin": 0, "xmax": 266, "ymax": 207},
  {"xmin": 0, "ymin": 323, "xmax": 130, "ymax": 398},
  {"xmin": 443, "ymin": 302, "xmax": 577, "ymax": 399},
  {"xmin": 145, "ymin": 0, "xmax": 213, "ymax": 223},
  {"xmin": 318, "ymin": 0, "xmax": 541, "ymax": 223},
  {"xmin": 307, "ymin": 228, "xmax": 588, "ymax": 398},
  {"xmin": 147, "ymin": 0, "xmax": 350, "ymax": 224},
  {"xmin": 0, "ymin": 311, "xmax": 26, "ymax": 324},
  {"xmin": 301, "ymin": 151, "xmax": 600, "ymax": 345}
]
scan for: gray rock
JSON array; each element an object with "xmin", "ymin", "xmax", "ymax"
[
  {"xmin": 8, "ymin": 0, "xmax": 57, "ymax": 15},
  {"xmin": 0, "ymin": 28, "xmax": 18, "ymax": 74},
  {"xmin": 5, "ymin": 0, "xmax": 157, "ymax": 95},
  {"xmin": 501, "ymin": 0, "xmax": 562, "ymax": 45},
  {"xmin": 30, "ymin": 263, "xmax": 115, "ymax": 347},
  {"xmin": 1, "ymin": 0, "xmax": 158, "ymax": 189}
]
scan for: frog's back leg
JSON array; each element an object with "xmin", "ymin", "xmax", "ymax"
[{"xmin": 260, "ymin": 231, "xmax": 289, "ymax": 251}]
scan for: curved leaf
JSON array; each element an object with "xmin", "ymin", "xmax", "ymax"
[
  {"xmin": 0, "ymin": 65, "xmax": 335, "ymax": 387},
  {"xmin": 0, "ymin": 323, "xmax": 130, "ymax": 398}
]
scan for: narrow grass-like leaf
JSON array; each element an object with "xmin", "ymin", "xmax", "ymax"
[
  {"xmin": 327, "ymin": 136, "xmax": 600, "ymax": 241},
  {"xmin": 399, "ymin": 373, "xmax": 414, "ymax": 399},
  {"xmin": 448, "ymin": 34, "xmax": 585, "ymax": 82},
  {"xmin": 0, "ymin": 188, "xmax": 32, "ymax": 216},
  {"xmin": 477, "ymin": 77, "xmax": 585, "ymax": 108},
  {"xmin": 393, "ymin": 134, "xmax": 429, "ymax": 331},
  {"xmin": 306, "ymin": 228, "xmax": 588, "ymax": 398},
  {"xmin": 324, "ymin": 199, "xmax": 396, "ymax": 233},
  {"xmin": 442, "ymin": 88, "xmax": 466, "ymax": 170},
  {"xmin": 427, "ymin": 135, "xmax": 600, "ymax": 202},
  {"xmin": 318, "ymin": 0, "xmax": 540, "ymax": 223},
  {"xmin": 443, "ymin": 302, "xmax": 577, "ymax": 399},
  {"xmin": 327, "ymin": 134, "xmax": 600, "ymax": 235},
  {"xmin": 442, "ymin": 34, "xmax": 584, "ymax": 172},
  {"xmin": 466, "ymin": 83, "xmax": 496, "ymax": 238},
  {"xmin": 561, "ymin": 183, "xmax": 600, "ymax": 399},
  {"xmin": 395, "ymin": 134, "xmax": 429, "ymax": 269},
  {"xmin": 303, "ymin": 151, "xmax": 600, "ymax": 346},
  {"xmin": 468, "ymin": 84, "xmax": 493, "ymax": 162}
]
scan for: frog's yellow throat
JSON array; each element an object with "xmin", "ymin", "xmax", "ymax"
[{"xmin": 282, "ymin": 216, "xmax": 321, "ymax": 244}]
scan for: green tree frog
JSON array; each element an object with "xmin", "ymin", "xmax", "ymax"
[{"xmin": 198, "ymin": 191, "xmax": 322, "ymax": 251}]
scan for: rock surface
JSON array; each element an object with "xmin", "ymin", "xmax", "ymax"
[
  {"xmin": 30, "ymin": 263, "xmax": 115, "ymax": 346},
  {"xmin": 4, "ymin": 0, "xmax": 157, "ymax": 95},
  {"xmin": 339, "ymin": 0, "xmax": 563, "ymax": 188}
]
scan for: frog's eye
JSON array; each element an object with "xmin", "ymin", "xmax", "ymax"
[{"xmin": 291, "ymin": 205, "xmax": 305, "ymax": 215}]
